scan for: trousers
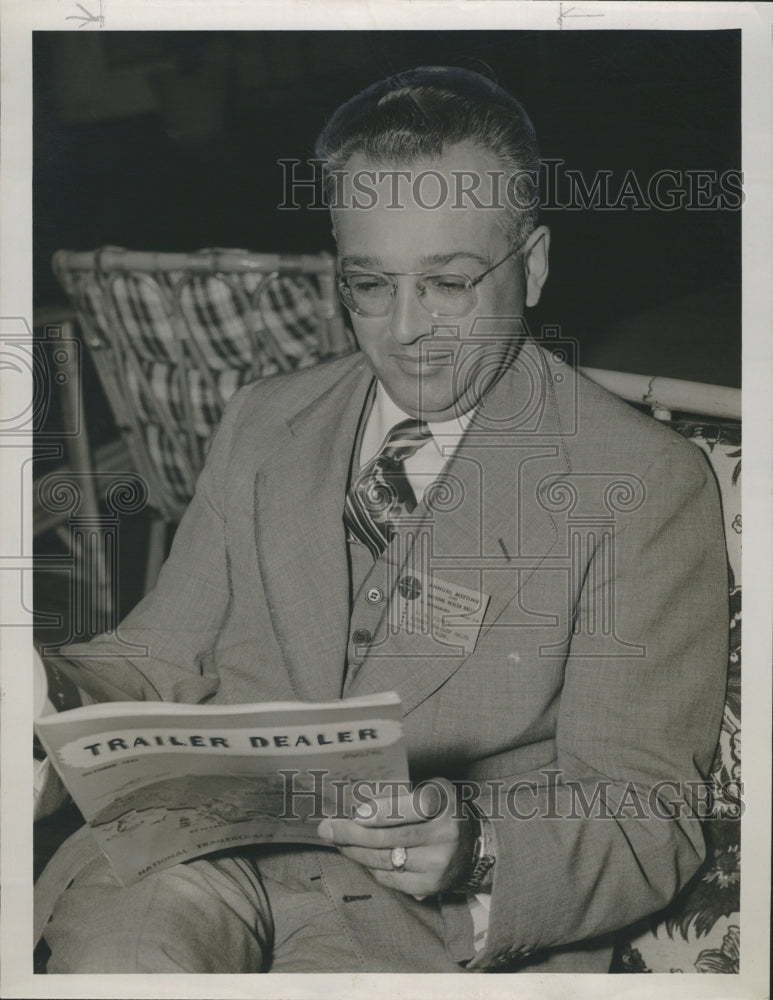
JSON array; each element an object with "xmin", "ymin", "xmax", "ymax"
[{"xmin": 43, "ymin": 846, "xmax": 366, "ymax": 974}]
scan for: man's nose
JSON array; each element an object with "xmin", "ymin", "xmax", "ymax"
[{"xmin": 389, "ymin": 277, "xmax": 429, "ymax": 345}]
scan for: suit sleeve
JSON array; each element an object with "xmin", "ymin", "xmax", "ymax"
[
  {"xmin": 50, "ymin": 384, "xmax": 256, "ymax": 705},
  {"xmin": 469, "ymin": 437, "xmax": 729, "ymax": 969}
]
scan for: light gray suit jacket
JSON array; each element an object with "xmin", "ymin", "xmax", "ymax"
[{"xmin": 54, "ymin": 338, "xmax": 728, "ymax": 972}]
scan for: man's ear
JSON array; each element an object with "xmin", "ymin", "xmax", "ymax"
[{"xmin": 524, "ymin": 225, "xmax": 550, "ymax": 308}]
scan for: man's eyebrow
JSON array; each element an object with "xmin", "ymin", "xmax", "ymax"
[
  {"xmin": 418, "ymin": 251, "xmax": 490, "ymax": 268},
  {"xmin": 338, "ymin": 251, "xmax": 490, "ymax": 270},
  {"xmin": 338, "ymin": 254, "xmax": 382, "ymax": 270}
]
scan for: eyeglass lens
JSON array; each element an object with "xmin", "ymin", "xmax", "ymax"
[{"xmin": 343, "ymin": 272, "xmax": 474, "ymax": 317}]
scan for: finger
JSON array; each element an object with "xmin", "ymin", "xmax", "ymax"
[
  {"xmin": 318, "ymin": 817, "xmax": 443, "ymax": 849},
  {"xmin": 351, "ymin": 790, "xmax": 424, "ymax": 827},
  {"xmin": 335, "ymin": 845, "xmax": 398, "ymax": 871},
  {"xmin": 353, "ymin": 779, "xmax": 453, "ymax": 827},
  {"xmin": 336, "ymin": 844, "xmax": 436, "ymax": 873}
]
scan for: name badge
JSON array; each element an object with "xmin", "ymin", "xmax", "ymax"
[{"xmin": 394, "ymin": 571, "xmax": 490, "ymax": 655}]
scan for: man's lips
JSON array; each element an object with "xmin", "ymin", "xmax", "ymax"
[{"xmin": 392, "ymin": 350, "xmax": 454, "ymax": 373}]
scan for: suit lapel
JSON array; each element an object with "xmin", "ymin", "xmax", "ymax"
[
  {"xmin": 254, "ymin": 356, "xmax": 374, "ymax": 701},
  {"xmin": 348, "ymin": 340, "xmax": 570, "ymax": 714}
]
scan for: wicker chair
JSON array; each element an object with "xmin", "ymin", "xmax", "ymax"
[{"xmin": 53, "ymin": 247, "xmax": 355, "ymax": 592}]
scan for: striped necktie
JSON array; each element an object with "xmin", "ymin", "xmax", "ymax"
[{"xmin": 344, "ymin": 418, "xmax": 432, "ymax": 559}]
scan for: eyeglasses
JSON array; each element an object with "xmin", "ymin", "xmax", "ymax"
[{"xmin": 337, "ymin": 236, "xmax": 529, "ymax": 319}]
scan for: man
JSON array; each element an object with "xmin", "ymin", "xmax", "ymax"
[{"xmin": 37, "ymin": 66, "xmax": 728, "ymax": 973}]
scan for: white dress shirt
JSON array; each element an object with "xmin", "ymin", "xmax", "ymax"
[{"xmin": 358, "ymin": 383, "xmax": 474, "ymax": 499}]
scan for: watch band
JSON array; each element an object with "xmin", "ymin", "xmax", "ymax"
[{"xmin": 458, "ymin": 801, "xmax": 496, "ymax": 893}]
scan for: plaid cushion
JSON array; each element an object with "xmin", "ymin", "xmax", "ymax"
[
  {"xmin": 57, "ymin": 255, "xmax": 340, "ymax": 511},
  {"xmin": 75, "ymin": 270, "xmax": 324, "ymax": 370},
  {"xmin": 125, "ymin": 361, "xmax": 247, "ymax": 504},
  {"xmin": 176, "ymin": 272, "xmax": 323, "ymax": 373}
]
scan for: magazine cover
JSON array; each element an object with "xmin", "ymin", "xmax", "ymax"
[{"xmin": 36, "ymin": 692, "xmax": 408, "ymax": 885}]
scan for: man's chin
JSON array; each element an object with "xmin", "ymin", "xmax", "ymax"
[{"xmin": 389, "ymin": 387, "xmax": 477, "ymax": 422}]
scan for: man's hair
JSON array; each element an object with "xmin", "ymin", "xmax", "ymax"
[{"xmin": 315, "ymin": 65, "xmax": 540, "ymax": 245}]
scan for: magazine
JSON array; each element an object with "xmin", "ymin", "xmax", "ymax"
[{"xmin": 35, "ymin": 691, "xmax": 408, "ymax": 885}]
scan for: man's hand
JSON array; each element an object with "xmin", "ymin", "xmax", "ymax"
[{"xmin": 317, "ymin": 777, "xmax": 477, "ymax": 897}]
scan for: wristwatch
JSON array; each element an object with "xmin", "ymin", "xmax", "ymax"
[{"xmin": 460, "ymin": 802, "xmax": 496, "ymax": 893}]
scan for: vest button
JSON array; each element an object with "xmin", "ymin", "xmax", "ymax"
[
  {"xmin": 366, "ymin": 587, "xmax": 383, "ymax": 604},
  {"xmin": 352, "ymin": 628, "xmax": 372, "ymax": 646},
  {"xmin": 398, "ymin": 575, "xmax": 422, "ymax": 600}
]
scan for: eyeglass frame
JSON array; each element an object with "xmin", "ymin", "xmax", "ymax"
[{"xmin": 336, "ymin": 233, "xmax": 532, "ymax": 319}]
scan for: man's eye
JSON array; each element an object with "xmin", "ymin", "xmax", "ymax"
[
  {"xmin": 349, "ymin": 275, "xmax": 389, "ymax": 295},
  {"xmin": 426, "ymin": 276, "xmax": 468, "ymax": 296}
]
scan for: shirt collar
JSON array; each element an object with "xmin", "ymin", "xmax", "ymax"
[{"xmin": 359, "ymin": 381, "xmax": 475, "ymax": 466}]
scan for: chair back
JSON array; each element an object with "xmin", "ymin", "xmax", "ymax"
[{"xmin": 53, "ymin": 247, "xmax": 355, "ymax": 522}]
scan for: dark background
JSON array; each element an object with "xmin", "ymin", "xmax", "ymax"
[{"xmin": 34, "ymin": 29, "xmax": 741, "ymax": 385}]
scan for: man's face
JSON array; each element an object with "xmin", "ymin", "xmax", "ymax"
[{"xmin": 332, "ymin": 142, "xmax": 549, "ymax": 421}]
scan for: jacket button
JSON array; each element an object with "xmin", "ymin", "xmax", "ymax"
[
  {"xmin": 352, "ymin": 628, "xmax": 372, "ymax": 645},
  {"xmin": 366, "ymin": 587, "xmax": 383, "ymax": 604}
]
